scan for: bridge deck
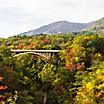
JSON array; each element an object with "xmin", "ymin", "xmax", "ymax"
[{"xmin": 11, "ymin": 50, "xmax": 60, "ymax": 53}]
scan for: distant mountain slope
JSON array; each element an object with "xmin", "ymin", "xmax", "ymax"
[
  {"xmin": 19, "ymin": 21, "xmax": 89, "ymax": 35},
  {"xmin": 82, "ymin": 18, "xmax": 104, "ymax": 33}
]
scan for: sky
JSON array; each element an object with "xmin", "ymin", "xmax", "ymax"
[{"xmin": 0, "ymin": 0, "xmax": 104, "ymax": 38}]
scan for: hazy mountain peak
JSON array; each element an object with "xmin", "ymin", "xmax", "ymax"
[
  {"xmin": 19, "ymin": 17, "xmax": 104, "ymax": 36},
  {"xmin": 19, "ymin": 20, "xmax": 89, "ymax": 36}
]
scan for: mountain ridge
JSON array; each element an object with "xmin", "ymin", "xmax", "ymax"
[
  {"xmin": 19, "ymin": 20, "xmax": 90, "ymax": 35},
  {"xmin": 19, "ymin": 17, "xmax": 104, "ymax": 36}
]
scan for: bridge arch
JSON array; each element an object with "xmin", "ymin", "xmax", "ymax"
[
  {"xmin": 13, "ymin": 52, "xmax": 50, "ymax": 62},
  {"xmin": 12, "ymin": 50, "xmax": 60, "ymax": 62}
]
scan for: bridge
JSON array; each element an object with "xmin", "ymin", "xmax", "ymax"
[{"xmin": 11, "ymin": 50, "xmax": 60, "ymax": 61}]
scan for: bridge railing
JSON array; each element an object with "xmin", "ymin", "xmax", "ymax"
[{"xmin": 11, "ymin": 50, "xmax": 60, "ymax": 53}]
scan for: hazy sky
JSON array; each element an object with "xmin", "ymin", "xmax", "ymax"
[{"xmin": 0, "ymin": 0, "xmax": 104, "ymax": 37}]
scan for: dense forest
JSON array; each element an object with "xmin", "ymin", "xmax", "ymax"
[{"xmin": 0, "ymin": 33, "xmax": 104, "ymax": 104}]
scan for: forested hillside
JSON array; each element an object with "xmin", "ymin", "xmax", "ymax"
[
  {"xmin": 82, "ymin": 18, "xmax": 104, "ymax": 33},
  {"xmin": 0, "ymin": 33, "xmax": 104, "ymax": 104}
]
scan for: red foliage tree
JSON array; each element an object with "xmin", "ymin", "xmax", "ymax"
[{"xmin": 0, "ymin": 76, "xmax": 8, "ymax": 103}]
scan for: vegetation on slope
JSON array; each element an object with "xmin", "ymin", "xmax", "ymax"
[
  {"xmin": 0, "ymin": 33, "xmax": 104, "ymax": 103},
  {"xmin": 82, "ymin": 17, "xmax": 104, "ymax": 33}
]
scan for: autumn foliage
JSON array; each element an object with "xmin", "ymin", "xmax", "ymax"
[
  {"xmin": 0, "ymin": 33, "xmax": 104, "ymax": 103},
  {"xmin": 0, "ymin": 76, "xmax": 8, "ymax": 103}
]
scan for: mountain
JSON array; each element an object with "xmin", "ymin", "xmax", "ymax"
[
  {"xmin": 82, "ymin": 18, "xmax": 104, "ymax": 33},
  {"xmin": 19, "ymin": 21, "xmax": 89, "ymax": 36}
]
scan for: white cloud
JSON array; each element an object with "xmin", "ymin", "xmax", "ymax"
[{"xmin": 0, "ymin": 0, "xmax": 104, "ymax": 37}]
